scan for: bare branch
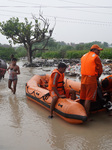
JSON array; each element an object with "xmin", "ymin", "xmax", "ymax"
[
  {"xmin": 32, "ymin": 35, "xmax": 51, "ymax": 52},
  {"xmin": 12, "ymin": 36, "xmax": 22, "ymax": 44}
]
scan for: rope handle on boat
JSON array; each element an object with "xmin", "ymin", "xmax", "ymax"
[
  {"xmin": 35, "ymin": 92, "xmax": 51, "ymax": 104},
  {"xmin": 40, "ymin": 93, "xmax": 50, "ymax": 101},
  {"xmin": 26, "ymin": 84, "xmax": 35, "ymax": 95},
  {"xmin": 26, "ymin": 83, "xmax": 50, "ymax": 103}
]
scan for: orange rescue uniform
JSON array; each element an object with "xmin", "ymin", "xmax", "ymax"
[
  {"xmin": 80, "ymin": 51, "xmax": 103, "ymax": 101},
  {"xmin": 48, "ymin": 69, "xmax": 70, "ymax": 98},
  {"xmin": 102, "ymin": 75, "xmax": 112, "ymax": 93}
]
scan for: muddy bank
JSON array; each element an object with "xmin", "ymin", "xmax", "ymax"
[
  {"xmin": 23, "ymin": 58, "xmax": 112, "ymax": 67},
  {"xmin": 22, "ymin": 58, "xmax": 112, "ymax": 76},
  {"xmin": 23, "ymin": 58, "xmax": 80, "ymax": 67}
]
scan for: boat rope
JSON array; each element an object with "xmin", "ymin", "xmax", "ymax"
[
  {"xmin": 26, "ymin": 83, "xmax": 50, "ymax": 103},
  {"xmin": 40, "ymin": 93, "xmax": 50, "ymax": 101},
  {"xmin": 26, "ymin": 84, "xmax": 36, "ymax": 95}
]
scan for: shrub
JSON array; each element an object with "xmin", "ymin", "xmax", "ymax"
[
  {"xmin": 42, "ymin": 51, "xmax": 60, "ymax": 58},
  {"xmin": 66, "ymin": 50, "xmax": 88, "ymax": 59},
  {"xmin": 0, "ymin": 46, "xmax": 16, "ymax": 60},
  {"xmin": 100, "ymin": 48, "xmax": 112, "ymax": 59}
]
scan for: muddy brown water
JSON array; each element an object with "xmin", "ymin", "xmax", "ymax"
[{"xmin": 0, "ymin": 61, "xmax": 112, "ymax": 150}]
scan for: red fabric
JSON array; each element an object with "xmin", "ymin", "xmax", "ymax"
[{"xmin": 0, "ymin": 68, "xmax": 6, "ymax": 76}]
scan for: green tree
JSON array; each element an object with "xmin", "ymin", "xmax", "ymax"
[
  {"xmin": 75, "ymin": 44, "xmax": 84, "ymax": 50},
  {"xmin": 103, "ymin": 42, "xmax": 108, "ymax": 48},
  {"xmin": 0, "ymin": 14, "xmax": 54, "ymax": 64},
  {"xmin": 0, "ymin": 46, "xmax": 16, "ymax": 60},
  {"xmin": 15, "ymin": 46, "xmax": 27, "ymax": 58}
]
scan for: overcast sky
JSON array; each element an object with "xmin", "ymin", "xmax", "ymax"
[{"xmin": 0, "ymin": 0, "xmax": 112, "ymax": 44}]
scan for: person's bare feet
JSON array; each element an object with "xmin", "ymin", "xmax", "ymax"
[{"xmin": 48, "ymin": 115, "xmax": 53, "ymax": 119}]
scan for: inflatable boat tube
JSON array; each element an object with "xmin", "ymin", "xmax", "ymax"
[{"xmin": 26, "ymin": 74, "xmax": 87, "ymax": 124}]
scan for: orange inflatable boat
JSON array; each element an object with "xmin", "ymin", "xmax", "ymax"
[{"xmin": 26, "ymin": 74, "xmax": 87, "ymax": 124}]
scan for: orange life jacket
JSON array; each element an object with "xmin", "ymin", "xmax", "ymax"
[
  {"xmin": 81, "ymin": 51, "xmax": 101, "ymax": 76},
  {"xmin": 48, "ymin": 69, "xmax": 64, "ymax": 91},
  {"xmin": 102, "ymin": 75, "xmax": 112, "ymax": 92}
]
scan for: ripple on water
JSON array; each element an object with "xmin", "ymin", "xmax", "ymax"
[{"xmin": 98, "ymin": 133, "xmax": 112, "ymax": 150}]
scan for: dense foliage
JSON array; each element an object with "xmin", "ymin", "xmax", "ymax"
[
  {"xmin": 0, "ymin": 39, "xmax": 112, "ymax": 61},
  {"xmin": 0, "ymin": 46, "xmax": 16, "ymax": 60},
  {"xmin": 0, "ymin": 45, "xmax": 27, "ymax": 61}
]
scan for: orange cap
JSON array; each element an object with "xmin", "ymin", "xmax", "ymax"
[{"xmin": 90, "ymin": 44, "xmax": 103, "ymax": 51}]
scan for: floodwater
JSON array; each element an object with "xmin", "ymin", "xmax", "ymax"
[{"xmin": 0, "ymin": 61, "xmax": 112, "ymax": 150}]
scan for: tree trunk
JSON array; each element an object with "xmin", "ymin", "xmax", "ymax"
[{"xmin": 27, "ymin": 47, "xmax": 32, "ymax": 64}]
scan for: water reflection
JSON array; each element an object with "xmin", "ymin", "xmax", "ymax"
[
  {"xmin": 46, "ymin": 114, "xmax": 90, "ymax": 150},
  {"xmin": 8, "ymin": 95, "xmax": 22, "ymax": 129}
]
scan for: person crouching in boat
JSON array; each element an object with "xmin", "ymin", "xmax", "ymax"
[
  {"xmin": 7, "ymin": 58, "xmax": 20, "ymax": 94},
  {"xmin": 80, "ymin": 44, "xmax": 103, "ymax": 119},
  {"xmin": 48, "ymin": 62, "xmax": 76, "ymax": 118},
  {"xmin": 101, "ymin": 75, "xmax": 112, "ymax": 115}
]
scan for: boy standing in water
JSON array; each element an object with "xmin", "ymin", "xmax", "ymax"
[{"xmin": 7, "ymin": 58, "xmax": 20, "ymax": 94}]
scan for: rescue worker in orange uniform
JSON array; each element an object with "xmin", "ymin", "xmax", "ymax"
[
  {"xmin": 101, "ymin": 75, "xmax": 112, "ymax": 114},
  {"xmin": 101, "ymin": 75, "xmax": 112, "ymax": 116},
  {"xmin": 48, "ymin": 62, "xmax": 76, "ymax": 118},
  {"xmin": 80, "ymin": 44, "xmax": 103, "ymax": 118},
  {"xmin": 101, "ymin": 75, "xmax": 112, "ymax": 94}
]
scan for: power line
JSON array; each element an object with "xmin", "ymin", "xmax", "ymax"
[
  {"xmin": 1, "ymin": 7, "xmax": 112, "ymax": 16},
  {"xmin": 58, "ymin": 0, "xmax": 94, "ymax": 6},
  {"xmin": 0, "ymin": 12, "xmax": 32, "ymax": 19},
  {"xmin": 0, "ymin": 9, "xmax": 32, "ymax": 15},
  {"xmin": 0, "ymin": 12, "xmax": 112, "ymax": 27},
  {"xmin": 46, "ymin": 15, "xmax": 112, "ymax": 24},
  {"xmin": 9, "ymin": 0, "xmax": 108, "ymax": 8},
  {"xmin": 8, "ymin": 0, "xmax": 41, "ymax": 5},
  {"xmin": 6, "ymin": 0, "xmax": 112, "ymax": 15},
  {"xmin": 0, "ymin": 5, "xmax": 112, "ymax": 8},
  {"xmin": 0, "ymin": 9, "xmax": 112, "ymax": 24},
  {"xmin": 0, "ymin": 9, "xmax": 112, "ymax": 26},
  {"xmin": 55, "ymin": 19, "xmax": 112, "ymax": 26},
  {"xmin": 68, "ymin": 8, "xmax": 112, "ymax": 15},
  {"xmin": 56, "ymin": 0, "xmax": 112, "ymax": 14},
  {"xmin": 9, "ymin": 0, "xmax": 92, "ymax": 6}
]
